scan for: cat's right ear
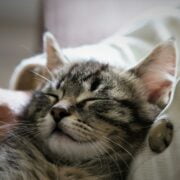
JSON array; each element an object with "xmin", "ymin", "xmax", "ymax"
[{"xmin": 43, "ymin": 32, "xmax": 66, "ymax": 70}]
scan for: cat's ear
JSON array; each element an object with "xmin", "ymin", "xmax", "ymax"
[
  {"xmin": 130, "ymin": 40, "xmax": 177, "ymax": 107},
  {"xmin": 43, "ymin": 32, "xmax": 66, "ymax": 70},
  {"xmin": 9, "ymin": 33, "xmax": 66, "ymax": 91}
]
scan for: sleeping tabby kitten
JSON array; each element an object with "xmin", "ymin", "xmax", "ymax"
[{"xmin": 0, "ymin": 33, "xmax": 176, "ymax": 180}]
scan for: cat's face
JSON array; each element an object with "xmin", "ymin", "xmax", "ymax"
[
  {"xmin": 33, "ymin": 61, "xmax": 158, "ymax": 161},
  {"xmin": 26, "ymin": 33, "xmax": 176, "ymax": 162}
]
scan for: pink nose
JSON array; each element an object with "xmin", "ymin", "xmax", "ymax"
[{"xmin": 50, "ymin": 106, "xmax": 70, "ymax": 123}]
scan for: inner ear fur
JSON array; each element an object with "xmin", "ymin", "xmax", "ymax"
[
  {"xmin": 43, "ymin": 32, "xmax": 66, "ymax": 71},
  {"xmin": 130, "ymin": 40, "xmax": 177, "ymax": 107}
]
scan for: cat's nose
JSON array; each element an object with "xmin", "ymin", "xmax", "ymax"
[{"xmin": 50, "ymin": 106, "xmax": 70, "ymax": 123}]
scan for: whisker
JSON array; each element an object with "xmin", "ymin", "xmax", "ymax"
[
  {"xmin": 31, "ymin": 70, "xmax": 52, "ymax": 84},
  {"xmin": 45, "ymin": 66, "xmax": 56, "ymax": 81}
]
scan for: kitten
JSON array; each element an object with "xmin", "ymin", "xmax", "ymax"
[{"xmin": 0, "ymin": 33, "xmax": 176, "ymax": 180}]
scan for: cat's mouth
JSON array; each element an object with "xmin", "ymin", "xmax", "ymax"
[
  {"xmin": 50, "ymin": 125, "xmax": 96, "ymax": 144},
  {"xmin": 51, "ymin": 126, "xmax": 78, "ymax": 142}
]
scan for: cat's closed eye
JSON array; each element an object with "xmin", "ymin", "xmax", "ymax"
[
  {"xmin": 76, "ymin": 97, "xmax": 110, "ymax": 110},
  {"xmin": 76, "ymin": 98, "xmax": 95, "ymax": 108},
  {"xmin": 45, "ymin": 93, "xmax": 59, "ymax": 104},
  {"xmin": 76, "ymin": 97, "xmax": 102, "ymax": 109}
]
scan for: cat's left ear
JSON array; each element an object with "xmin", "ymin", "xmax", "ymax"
[
  {"xmin": 130, "ymin": 40, "xmax": 177, "ymax": 107},
  {"xmin": 43, "ymin": 32, "xmax": 66, "ymax": 70}
]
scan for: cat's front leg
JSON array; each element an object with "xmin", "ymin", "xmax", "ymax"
[{"xmin": 148, "ymin": 117, "xmax": 173, "ymax": 153}]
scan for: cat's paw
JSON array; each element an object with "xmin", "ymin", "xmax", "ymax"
[{"xmin": 148, "ymin": 118, "xmax": 173, "ymax": 153}]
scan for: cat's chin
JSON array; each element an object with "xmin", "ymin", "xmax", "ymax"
[
  {"xmin": 51, "ymin": 128, "xmax": 78, "ymax": 142},
  {"xmin": 47, "ymin": 133, "xmax": 107, "ymax": 161}
]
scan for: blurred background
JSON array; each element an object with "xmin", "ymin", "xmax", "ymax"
[{"xmin": 0, "ymin": 0, "xmax": 179, "ymax": 88}]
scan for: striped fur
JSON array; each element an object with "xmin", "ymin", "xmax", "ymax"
[{"xmin": 0, "ymin": 60, "xmax": 161, "ymax": 180}]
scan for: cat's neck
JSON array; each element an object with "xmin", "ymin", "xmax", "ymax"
[
  {"xmin": 45, "ymin": 149, "xmax": 133, "ymax": 180},
  {"xmin": 79, "ymin": 152, "xmax": 132, "ymax": 180}
]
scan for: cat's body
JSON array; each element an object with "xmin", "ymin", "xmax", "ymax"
[
  {"xmin": 0, "ymin": 33, "xmax": 176, "ymax": 180},
  {"xmin": 0, "ymin": 61, "xmax": 159, "ymax": 180}
]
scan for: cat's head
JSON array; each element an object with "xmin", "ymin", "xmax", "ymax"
[{"xmin": 27, "ymin": 33, "xmax": 176, "ymax": 162}]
